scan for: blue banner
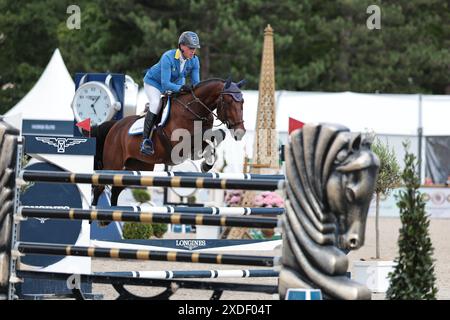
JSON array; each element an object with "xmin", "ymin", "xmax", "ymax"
[
  {"xmin": 22, "ymin": 119, "xmax": 75, "ymax": 137},
  {"xmin": 24, "ymin": 134, "xmax": 96, "ymax": 155}
]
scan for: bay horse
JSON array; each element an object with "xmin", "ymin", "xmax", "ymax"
[{"xmin": 91, "ymin": 77, "xmax": 246, "ymax": 207}]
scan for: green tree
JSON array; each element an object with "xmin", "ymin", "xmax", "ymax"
[
  {"xmin": 386, "ymin": 142, "xmax": 438, "ymax": 300},
  {"xmin": 371, "ymin": 139, "xmax": 401, "ymax": 259},
  {"xmin": 0, "ymin": 0, "xmax": 65, "ymax": 113},
  {"xmin": 2, "ymin": 1, "xmax": 449, "ymax": 114}
]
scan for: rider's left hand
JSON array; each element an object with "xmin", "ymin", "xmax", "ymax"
[{"xmin": 180, "ymin": 84, "xmax": 193, "ymax": 93}]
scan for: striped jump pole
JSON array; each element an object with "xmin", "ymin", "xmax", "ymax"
[
  {"xmin": 96, "ymin": 170, "xmax": 285, "ymax": 180},
  {"xmin": 109, "ymin": 205, "xmax": 284, "ymax": 216},
  {"xmin": 20, "ymin": 170, "xmax": 285, "ymax": 191},
  {"xmin": 94, "ymin": 269, "xmax": 279, "ymax": 279},
  {"xmin": 16, "ymin": 242, "xmax": 279, "ymax": 267},
  {"xmin": 16, "ymin": 270, "xmax": 279, "ymax": 296},
  {"xmin": 19, "ymin": 207, "xmax": 280, "ymax": 229}
]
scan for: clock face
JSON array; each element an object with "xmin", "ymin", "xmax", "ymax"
[{"xmin": 72, "ymin": 82, "xmax": 116, "ymax": 126}]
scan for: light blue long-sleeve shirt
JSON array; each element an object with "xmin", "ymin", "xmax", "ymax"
[{"xmin": 143, "ymin": 49, "xmax": 200, "ymax": 92}]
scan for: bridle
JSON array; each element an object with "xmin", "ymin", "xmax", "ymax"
[
  {"xmin": 172, "ymin": 87, "xmax": 244, "ymax": 130},
  {"xmin": 215, "ymin": 91, "xmax": 245, "ymax": 129}
]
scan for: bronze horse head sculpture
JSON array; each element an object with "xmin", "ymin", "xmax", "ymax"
[{"xmin": 279, "ymin": 123, "xmax": 380, "ymax": 300}]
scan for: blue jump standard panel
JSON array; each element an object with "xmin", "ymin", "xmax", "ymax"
[{"xmin": 16, "ymin": 161, "xmax": 91, "ymax": 298}]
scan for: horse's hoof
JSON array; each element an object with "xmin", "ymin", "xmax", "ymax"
[
  {"xmin": 201, "ymin": 161, "xmax": 213, "ymax": 173},
  {"xmin": 205, "ymin": 155, "xmax": 216, "ymax": 166}
]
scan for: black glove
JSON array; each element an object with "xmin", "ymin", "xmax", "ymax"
[{"xmin": 180, "ymin": 84, "xmax": 193, "ymax": 93}]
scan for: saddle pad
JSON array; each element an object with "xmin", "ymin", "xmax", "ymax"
[
  {"xmin": 128, "ymin": 98, "xmax": 171, "ymax": 136},
  {"xmin": 128, "ymin": 117, "xmax": 145, "ymax": 135}
]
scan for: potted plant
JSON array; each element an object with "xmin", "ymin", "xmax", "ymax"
[
  {"xmin": 386, "ymin": 143, "xmax": 438, "ymax": 299},
  {"xmin": 353, "ymin": 139, "xmax": 401, "ymax": 293}
]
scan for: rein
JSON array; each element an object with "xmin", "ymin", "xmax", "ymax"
[{"xmin": 172, "ymin": 88, "xmax": 244, "ymax": 129}]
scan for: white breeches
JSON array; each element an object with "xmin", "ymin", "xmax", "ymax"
[{"xmin": 144, "ymin": 83, "xmax": 162, "ymax": 114}]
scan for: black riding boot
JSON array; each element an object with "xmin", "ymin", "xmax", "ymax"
[{"xmin": 140, "ymin": 111, "xmax": 158, "ymax": 155}]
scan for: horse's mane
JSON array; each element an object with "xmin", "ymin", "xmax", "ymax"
[{"xmin": 194, "ymin": 78, "xmax": 225, "ymax": 89}]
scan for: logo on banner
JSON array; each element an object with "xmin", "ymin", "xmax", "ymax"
[
  {"xmin": 23, "ymin": 205, "xmax": 71, "ymax": 223},
  {"xmin": 35, "ymin": 137, "xmax": 87, "ymax": 153},
  {"xmin": 175, "ymin": 240, "xmax": 206, "ymax": 251}
]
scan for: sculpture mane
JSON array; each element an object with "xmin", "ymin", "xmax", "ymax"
[{"xmin": 279, "ymin": 123, "xmax": 380, "ymax": 300}]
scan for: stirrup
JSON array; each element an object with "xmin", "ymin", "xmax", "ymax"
[{"xmin": 140, "ymin": 138, "xmax": 154, "ymax": 155}]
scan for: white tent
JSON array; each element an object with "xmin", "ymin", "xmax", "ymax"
[
  {"xmin": 216, "ymin": 90, "xmax": 450, "ymax": 174},
  {"xmin": 241, "ymin": 90, "xmax": 450, "ymax": 135},
  {"xmin": 137, "ymin": 88, "xmax": 450, "ymax": 173},
  {"xmin": 3, "ymin": 48, "xmax": 75, "ymax": 130}
]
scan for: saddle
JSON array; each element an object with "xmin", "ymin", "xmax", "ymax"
[
  {"xmin": 129, "ymin": 93, "xmax": 172, "ymax": 135},
  {"xmin": 129, "ymin": 91, "xmax": 192, "ymax": 158}
]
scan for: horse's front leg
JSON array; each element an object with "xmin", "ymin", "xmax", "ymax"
[
  {"xmin": 199, "ymin": 129, "xmax": 225, "ymax": 172},
  {"xmin": 92, "ymin": 185, "xmax": 105, "ymax": 206}
]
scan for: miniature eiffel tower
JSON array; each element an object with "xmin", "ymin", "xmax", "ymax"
[{"xmin": 251, "ymin": 24, "xmax": 279, "ymax": 175}]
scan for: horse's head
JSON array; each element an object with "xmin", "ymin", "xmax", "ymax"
[
  {"xmin": 325, "ymin": 134, "xmax": 380, "ymax": 250},
  {"xmin": 216, "ymin": 77, "xmax": 246, "ymax": 141}
]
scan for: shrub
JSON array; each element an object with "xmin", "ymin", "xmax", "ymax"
[
  {"xmin": 386, "ymin": 143, "xmax": 438, "ymax": 300},
  {"xmin": 131, "ymin": 188, "xmax": 151, "ymax": 203},
  {"xmin": 123, "ymin": 222, "xmax": 153, "ymax": 239},
  {"xmin": 152, "ymin": 223, "xmax": 168, "ymax": 238}
]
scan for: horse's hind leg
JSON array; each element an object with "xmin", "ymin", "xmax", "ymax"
[
  {"xmin": 97, "ymin": 186, "xmax": 124, "ymax": 227},
  {"xmin": 91, "ymin": 185, "xmax": 105, "ymax": 206},
  {"xmin": 111, "ymin": 186, "xmax": 125, "ymax": 207}
]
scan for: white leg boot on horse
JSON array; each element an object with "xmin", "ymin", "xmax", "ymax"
[
  {"xmin": 200, "ymin": 140, "xmax": 217, "ymax": 173},
  {"xmin": 199, "ymin": 128, "xmax": 225, "ymax": 172}
]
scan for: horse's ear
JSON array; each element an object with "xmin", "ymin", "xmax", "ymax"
[
  {"xmin": 225, "ymin": 76, "xmax": 232, "ymax": 89},
  {"xmin": 236, "ymin": 79, "xmax": 247, "ymax": 88}
]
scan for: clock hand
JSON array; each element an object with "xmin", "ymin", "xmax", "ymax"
[
  {"xmin": 90, "ymin": 96, "xmax": 101, "ymax": 115},
  {"xmin": 90, "ymin": 103, "xmax": 98, "ymax": 115},
  {"xmin": 93, "ymin": 96, "xmax": 100, "ymax": 105}
]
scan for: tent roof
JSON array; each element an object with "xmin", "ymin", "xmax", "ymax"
[{"xmin": 3, "ymin": 48, "xmax": 75, "ymax": 130}]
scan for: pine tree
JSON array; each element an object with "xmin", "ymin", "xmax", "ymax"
[{"xmin": 386, "ymin": 142, "xmax": 438, "ymax": 300}]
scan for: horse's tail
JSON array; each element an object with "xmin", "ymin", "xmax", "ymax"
[{"xmin": 91, "ymin": 121, "xmax": 117, "ymax": 170}]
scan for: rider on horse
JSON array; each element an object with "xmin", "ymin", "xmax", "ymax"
[{"xmin": 141, "ymin": 31, "xmax": 201, "ymax": 155}]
